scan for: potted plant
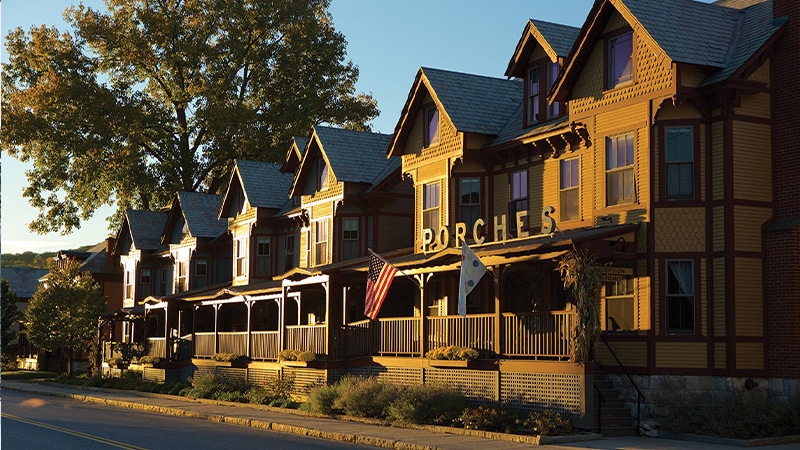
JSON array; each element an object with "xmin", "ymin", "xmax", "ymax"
[
  {"xmin": 425, "ymin": 345, "xmax": 479, "ymax": 368},
  {"xmin": 278, "ymin": 349, "xmax": 318, "ymax": 367},
  {"xmin": 211, "ymin": 353, "xmax": 249, "ymax": 367},
  {"xmin": 107, "ymin": 357, "xmax": 126, "ymax": 369},
  {"xmin": 138, "ymin": 355, "xmax": 162, "ymax": 367}
]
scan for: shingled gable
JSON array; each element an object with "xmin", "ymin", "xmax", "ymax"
[
  {"xmin": 387, "ymin": 67, "xmax": 522, "ymax": 157},
  {"xmin": 281, "ymin": 136, "xmax": 308, "ymax": 174},
  {"xmin": 219, "ymin": 159, "xmax": 293, "ymax": 218},
  {"xmin": 551, "ymin": 0, "xmax": 784, "ymax": 102},
  {"xmin": 114, "ymin": 209, "xmax": 167, "ymax": 254},
  {"xmin": 505, "ymin": 19, "xmax": 581, "ymax": 78},
  {"xmin": 289, "ymin": 126, "xmax": 393, "ymax": 196},
  {"xmin": 162, "ymin": 191, "xmax": 227, "ymax": 243}
]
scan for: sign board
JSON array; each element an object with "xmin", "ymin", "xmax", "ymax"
[{"xmin": 593, "ymin": 266, "xmax": 633, "ymax": 282}]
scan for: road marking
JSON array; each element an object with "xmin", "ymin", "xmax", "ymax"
[{"xmin": 2, "ymin": 412, "xmax": 148, "ymax": 449}]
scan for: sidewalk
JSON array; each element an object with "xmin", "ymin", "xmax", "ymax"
[{"xmin": 3, "ymin": 380, "xmax": 799, "ymax": 450}]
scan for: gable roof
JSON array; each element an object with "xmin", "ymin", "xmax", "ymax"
[
  {"xmin": 388, "ymin": 67, "xmax": 523, "ymax": 156},
  {"xmin": 281, "ymin": 136, "xmax": 307, "ymax": 174},
  {"xmin": 124, "ymin": 209, "xmax": 167, "ymax": 251},
  {"xmin": 1, "ymin": 267, "xmax": 49, "ymax": 299},
  {"xmin": 170, "ymin": 191, "xmax": 227, "ymax": 239},
  {"xmin": 290, "ymin": 126, "xmax": 395, "ymax": 195},
  {"xmin": 223, "ymin": 159, "xmax": 294, "ymax": 212},
  {"xmin": 505, "ymin": 19, "xmax": 581, "ymax": 77},
  {"xmin": 552, "ymin": 0, "xmax": 785, "ymax": 101}
]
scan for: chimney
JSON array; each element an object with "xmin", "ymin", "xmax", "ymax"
[{"xmin": 765, "ymin": 0, "xmax": 800, "ymax": 379}]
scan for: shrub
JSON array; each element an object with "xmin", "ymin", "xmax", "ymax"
[
  {"xmin": 456, "ymin": 404, "xmax": 517, "ymax": 432},
  {"xmin": 278, "ymin": 349, "xmax": 316, "ymax": 362},
  {"xmin": 138, "ymin": 355, "xmax": 161, "ymax": 365},
  {"xmin": 304, "ymin": 383, "xmax": 342, "ymax": 414},
  {"xmin": 246, "ymin": 377, "xmax": 295, "ymax": 407},
  {"xmin": 333, "ymin": 377, "xmax": 399, "ymax": 418},
  {"xmin": 181, "ymin": 373, "xmax": 232, "ymax": 399},
  {"xmin": 518, "ymin": 410, "xmax": 573, "ymax": 436},
  {"xmin": 425, "ymin": 345, "xmax": 479, "ymax": 361},
  {"xmin": 386, "ymin": 384, "xmax": 467, "ymax": 425},
  {"xmin": 297, "ymin": 351, "xmax": 316, "ymax": 362},
  {"xmin": 1, "ymin": 370, "xmax": 59, "ymax": 381},
  {"xmin": 211, "ymin": 353, "xmax": 246, "ymax": 363},
  {"xmin": 107, "ymin": 357, "xmax": 124, "ymax": 367}
]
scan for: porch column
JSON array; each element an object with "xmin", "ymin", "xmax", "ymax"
[
  {"xmin": 164, "ymin": 306, "xmax": 171, "ymax": 360},
  {"xmin": 493, "ymin": 265, "xmax": 503, "ymax": 356},
  {"xmin": 323, "ymin": 281, "xmax": 330, "ymax": 356},
  {"xmin": 246, "ymin": 300, "xmax": 252, "ymax": 358},
  {"xmin": 214, "ymin": 304, "xmax": 220, "ymax": 354},
  {"xmin": 416, "ymin": 273, "xmax": 429, "ymax": 358}
]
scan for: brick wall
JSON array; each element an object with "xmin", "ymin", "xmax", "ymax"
[{"xmin": 765, "ymin": 0, "xmax": 800, "ymax": 378}]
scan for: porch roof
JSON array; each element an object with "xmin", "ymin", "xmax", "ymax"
[{"xmin": 346, "ymin": 223, "xmax": 639, "ymax": 275}]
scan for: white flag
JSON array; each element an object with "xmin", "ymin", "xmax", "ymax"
[{"xmin": 458, "ymin": 243, "xmax": 488, "ymax": 316}]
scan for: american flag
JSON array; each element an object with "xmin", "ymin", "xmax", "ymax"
[{"xmin": 364, "ymin": 251, "xmax": 398, "ymax": 320}]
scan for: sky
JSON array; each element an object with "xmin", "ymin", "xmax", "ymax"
[{"xmin": 1, "ymin": 0, "xmax": 603, "ymax": 254}]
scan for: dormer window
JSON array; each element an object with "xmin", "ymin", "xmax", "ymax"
[
  {"xmin": 317, "ymin": 159, "xmax": 328, "ymax": 191},
  {"xmin": 527, "ymin": 66, "xmax": 540, "ymax": 125},
  {"xmin": 424, "ymin": 106, "xmax": 439, "ymax": 147},
  {"xmin": 608, "ymin": 31, "xmax": 633, "ymax": 89}
]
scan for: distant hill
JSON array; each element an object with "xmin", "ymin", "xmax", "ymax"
[{"xmin": 1, "ymin": 244, "xmax": 96, "ymax": 269}]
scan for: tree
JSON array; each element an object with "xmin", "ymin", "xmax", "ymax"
[
  {"xmin": 26, "ymin": 259, "xmax": 106, "ymax": 375},
  {"xmin": 557, "ymin": 247, "xmax": 604, "ymax": 364},
  {"xmin": 1, "ymin": 279, "xmax": 22, "ymax": 369},
  {"xmin": 2, "ymin": 0, "xmax": 379, "ymax": 234}
]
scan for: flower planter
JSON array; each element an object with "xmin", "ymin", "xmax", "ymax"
[
  {"xmin": 280, "ymin": 360, "xmax": 323, "ymax": 368},
  {"xmin": 427, "ymin": 359, "xmax": 478, "ymax": 369},
  {"xmin": 214, "ymin": 360, "xmax": 248, "ymax": 368}
]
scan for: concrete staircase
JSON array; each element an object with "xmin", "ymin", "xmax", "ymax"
[{"xmin": 593, "ymin": 368, "xmax": 640, "ymax": 437}]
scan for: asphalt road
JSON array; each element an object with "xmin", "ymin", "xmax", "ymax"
[{"xmin": 1, "ymin": 390, "xmax": 370, "ymax": 449}]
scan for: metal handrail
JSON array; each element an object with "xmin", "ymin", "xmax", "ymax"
[
  {"xmin": 599, "ymin": 333, "xmax": 647, "ymax": 434},
  {"xmin": 594, "ymin": 384, "xmax": 605, "ymax": 434}
]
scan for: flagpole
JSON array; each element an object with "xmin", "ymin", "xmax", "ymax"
[{"xmin": 368, "ymin": 248, "xmax": 422, "ymax": 289}]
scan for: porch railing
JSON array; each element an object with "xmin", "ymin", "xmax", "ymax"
[
  {"xmin": 502, "ymin": 311, "xmax": 574, "ymax": 359},
  {"xmin": 331, "ymin": 321, "xmax": 371, "ymax": 359},
  {"xmin": 194, "ymin": 332, "xmax": 215, "ymax": 358},
  {"xmin": 146, "ymin": 337, "xmax": 166, "ymax": 358},
  {"xmin": 285, "ymin": 324, "xmax": 326, "ymax": 355},
  {"xmin": 376, "ymin": 317, "xmax": 420, "ymax": 355},
  {"xmin": 427, "ymin": 314, "xmax": 495, "ymax": 357},
  {"xmin": 250, "ymin": 330, "xmax": 280, "ymax": 361},
  {"xmin": 218, "ymin": 331, "xmax": 248, "ymax": 356}
]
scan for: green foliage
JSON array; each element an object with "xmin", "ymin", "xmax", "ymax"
[
  {"xmin": 653, "ymin": 380, "xmax": 800, "ymax": 439},
  {"xmin": 0, "ymin": 370, "xmax": 59, "ymax": 380},
  {"xmin": 557, "ymin": 247, "xmax": 603, "ymax": 363},
  {"xmin": 386, "ymin": 384, "xmax": 467, "ymax": 425},
  {"xmin": 137, "ymin": 355, "xmax": 161, "ymax": 365},
  {"xmin": 180, "ymin": 373, "xmax": 239, "ymax": 400},
  {"xmin": 1, "ymin": 278, "xmax": 21, "ymax": 360},
  {"xmin": 517, "ymin": 410, "xmax": 573, "ymax": 436},
  {"xmin": 245, "ymin": 377, "xmax": 295, "ymax": 407},
  {"xmin": 1, "ymin": 252, "xmax": 55, "ymax": 269},
  {"xmin": 425, "ymin": 345, "xmax": 479, "ymax": 361},
  {"xmin": 456, "ymin": 404, "xmax": 517, "ymax": 432},
  {"xmin": 25, "ymin": 259, "xmax": 106, "ymax": 374},
  {"xmin": 2, "ymin": 0, "xmax": 379, "ymax": 234},
  {"xmin": 333, "ymin": 377, "xmax": 400, "ymax": 418},
  {"xmin": 304, "ymin": 382, "xmax": 343, "ymax": 415},
  {"xmin": 108, "ymin": 357, "xmax": 124, "ymax": 367},
  {"xmin": 279, "ymin": 349, "xmax": 316, "ymax": 362},
  {"xmin": 211, "ymin": 353, "xmax": 245, "ymax": 363}
]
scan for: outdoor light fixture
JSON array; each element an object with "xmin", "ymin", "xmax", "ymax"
[{"xmin": 610, "ymin": 236, "xmax": 628, "ymax": 253}]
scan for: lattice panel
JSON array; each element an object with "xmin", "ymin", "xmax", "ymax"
[
  {"xmin": 193, "ymin": 365, "xmax": 214, "ymax": 379},
  {"xmin": 142, "ymin": 367, "xmax": 165, "ymax": 383},
  {"xmin": 283, "ymin": 367, "xmax": 326, "ymax": 394},
  {"xmin": 500, "ymin": 372, "xmax": 582, "ymax": 415},
  {"xmin": 215, "ymin": 367, "xmax": 247, "ymax": 384},
  {"xmin": 247, "ymin": 368, "xmax": 280, "ymax": 386},
  {"xmin": 423, "ymin": 368, "xmax": 498, "ymax": 402},
  {"xmin": 371, "ymin": 366, "xmax": 423, "ymax": 386}
]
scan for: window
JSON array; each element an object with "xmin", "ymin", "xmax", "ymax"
[
  {"xmin": 256, "ymin": 237, "xmax": 271, "ymax": 276},
  {"xmin": 509, "ymin": 170, "xmax": 528, "ymax": 233},
  {"xmin": 139, "ymin": 269, "xmax": 151, "ymax": 298},
  {"xmin": 560, "ymin": 158, "xmax": 580, "ymax": 221},
  {"xmin": 424, "ymin": 106, "xmax": 439, "ymax": 147},
  {"xmin": 125, "ymin": 269, "xmax": 134, "ymax": 300},
  {"xmin": 284, "ymin": 235, "xmax": 295, "ymax": 273},
  {"xmin": 665, "ymin": 127, "xmax": 694, "ymax": 200},
  {"xmin": 606, "ymin": 133, "xmax": 636, "ymax": 206},
  {"xmin": 315, "ymin": 220, "xmax": 328, "ymax": 265},
  {"xmin": 666, "ymin": 260, "xmax": 695, "ymax": 334},
  {"xmin": 342, "ymin": 218, "xmax": 359, "ymax": 260},
  {"xmin": 459, "ymin": 178, "xmax": 481, "ymax": 231},
  {"xmin": 608, "ymin": 31, "xmax": 633, "ymax": 89},
  {"xmin": 317, "ymin": 159, "xmax": 328, "ymax": 191},
  {"xmin": 176, "ymin": 260, "xmax": 188, "ymax": 293},
  {"xmin": 604, "ymin": 278, "xmax": 634, "ymax": 331},
  {"xmin": 423, "ymin": 182, "xmax": 441, "ymax": 231},
  {"xmin": 195, "ymin": 260, "xmax": 208, "ymax": 288},
  {"xmin": 548, "ymin": 61, "xmax": 561, "ymax": 118},
  {"xmin": 159, "ymin": 268, "xmax": 167, "ymax": 296},
  {"xmin": 235, "ymin": 238, "xmax": 247, "ymax": 277},
  {"xmin": 527, "ymin": 66, "xmax": 540, "ymax": 124}
]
